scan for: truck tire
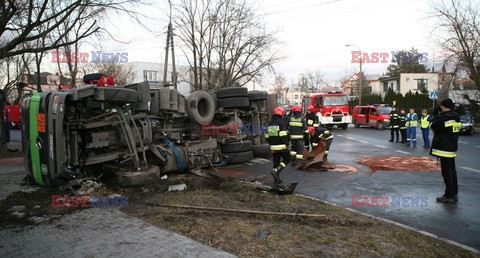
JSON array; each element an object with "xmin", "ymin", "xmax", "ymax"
[
  {"xmin": 248, "ymin": 91, "xmax": 268, "ymax": 101},
  {"xmin": 217, "ymin": 97, "xmax": 249, "ymax": 109},
  {"xmin": 83, "ymin": 73, "xmax": 104, "ymax": 84},
  {"xmin": 227, "ymin": 151, "xmax": 254, "ymax": 164},
  {"xmin": 220, "ymin": 140, "xmax": 253, "ymax": 153},
  {"xmin": 216, "ymin": 87, "xmax": 248, "ymax": 99},
  {"xmin": 253, "ymin": 144, "xmax": 271, "ymax": 157},
  {"xmin": 341, "ymin": 123, "xmax": 348, "ymax": 130},
  {"xmin": 187, "ymin": 90, "xmax": 216, "ymax": 124},
  {"xmin": 94, "ymin": 87, "xmax": 140, "ymax": 103}
]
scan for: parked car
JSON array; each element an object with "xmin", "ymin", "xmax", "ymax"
[
  {"xmin": 460, "ymin": 111, "xmax": 474, "ymax": 135},
  {"xmin": 352, "ymin": 104, "xmax": 392, "ymax": 130}
]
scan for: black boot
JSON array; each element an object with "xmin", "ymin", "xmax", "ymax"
[
  {"xmin": 436, "ymin": 195, "xmax": 455, "ymax": 203},
  {"xmin": 270, "ymin": 170, "xmax": 283, "ymax": 185},
  {"xmin": 323, "ymin": 154, "xmax": 328, "ymax": 161},
  {"xmin": 388, "ymin": 139, "xmax": 394, "ymax": 142}
]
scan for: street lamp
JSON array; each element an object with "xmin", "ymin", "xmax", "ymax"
[{"xmin": 345, "ymin": 44, "xmax": 362, "ymax": 106}]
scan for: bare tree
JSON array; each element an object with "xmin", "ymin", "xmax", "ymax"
[
  {"xmin": 173, "ymin": 0, "xmax": 281, "ymax": 91},
  {"xmin": 430, "ymin": 0, "xmax": 480, "ymax": 90},
  {"xmin": 0, "ymin": 54, "xmax": 33, "ymax": 103},
  {"xmin": 93, "ymin": 62, "xmax": 135, "ymax": 86},
  {"xmin": 297, "ymin": 70, "xmax": 325, "ymax": 93},
  {"xmin": 271, "ymin": 73, "xmax": 286, "ymax": 102}
]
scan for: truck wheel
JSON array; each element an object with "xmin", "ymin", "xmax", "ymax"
[
  {"xmin": 248, "ymin": 91, "xmax": 268, "ymax": 101},
  {"xmin": 83, "ymin": 73, "xmax": 104, "ymax": 84},
  {"xmin": 353, "ymin": 120, "xmax": 360, "ymax": 128},
  {"xmin": 253, "ymin": 144, "xmax": 271, "ymax": 157},
  {"xmin": 216, "ymin": 87, "xmax": 248, "ymax": 99},
  {"xmin": 221, "ymin": 140, "xmax": 253, "ymax": 153},
  {"xmin": 376, "ymin": 121, "xmax": 385, "ymax": 130},
  {"xmin": 94, "ymin": 87, "xmax": 140, "ymax": 103},
  {"xmin": 341, "ymin": 123, "xmax": 348, "ymax": 130},
  {"xmin": 217, "ymin": 97, "xmax": 249, "ymax": 109},
  {"xmin": 227, "ymin": 151, "xmax": 254, "ymax": 163},
  {"xmin": 187, "ymin": 90, "xmax": 216, "ymax": 124}
]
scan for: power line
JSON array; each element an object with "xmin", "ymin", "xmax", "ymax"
[{"xmin": 262, "ymin": 0, "xmax": 342, "ymax": 16}]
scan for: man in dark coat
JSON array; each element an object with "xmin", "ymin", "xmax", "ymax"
[{"xmin": 430, "ymin": 99, "xmax": 461, "ymax": 203}]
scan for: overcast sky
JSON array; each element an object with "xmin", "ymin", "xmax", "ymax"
[{"xmin": 47, "ymin": 0, "xmax": 445, "ymax": 87}]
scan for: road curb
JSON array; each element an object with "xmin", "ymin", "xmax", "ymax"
[{"xmin": 296, "ymin": 194, "xmax": 480, "ymax": 255}]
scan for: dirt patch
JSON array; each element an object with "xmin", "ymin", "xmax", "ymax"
[
  {"xmin": 358, "ymin": 156, "xmax": 441, "ymax": 173},
  {"xmin": 119, "ymin": 175, "xmax": 474, "ymax": 257}
]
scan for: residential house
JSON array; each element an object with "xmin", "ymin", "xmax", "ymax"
[
  {"xmin": 21, "ymin": 72, "xmax": 70, "ymax": 92},
  {"xmin": 271, "ymin": 85, "xmax": 306, "ymax": 106},
  {"xmin": 366, "ymin": 75, "xmax": 382, "ymax": 94},
  {"xmin": 379, "ymin": 75, "xmax": 400, "ymax": 93},
  {"xmin": 399, "ymin": 72, "xmax": 453, "ymax": 95},
  {"xmin": 342, "ymin": 73, "xmax": 372, "ymax": 95}
]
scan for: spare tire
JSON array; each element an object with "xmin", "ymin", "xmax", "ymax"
[
  {"xmin": 216, "ymin": 87, "xmax": 248, "ymax": 99},
  {"xmin": 94, "ymin": 87, "xmax": 140, "ymax": 103},
  {"xmin": 226, "ymin": 151, "xmax": 254, "ymax": 164},
  {"xmin": 187, "ymin": 90, "xmax": 216, "ymax": 124},
  {"xmin": 248, "ymin": 91, "xmax": 268, "ymax": 101},
  {"xmin": 220, "ymin": 140, "xmax": 253, "ymax": 153},
  {"xmin": 217, "ymin": 97, "xmax": 249, "ymax": 109},
  {"xmin": 253, "ymin": 144, "xmax": 271, "ymax": 157}
]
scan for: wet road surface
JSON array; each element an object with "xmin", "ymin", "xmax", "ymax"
[{"xmin": 221, "ymin": 126, "xmax": 480, "ymax": 250}]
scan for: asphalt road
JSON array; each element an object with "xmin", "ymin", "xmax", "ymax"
[{"xmin": 228, "ymin": 126, "xmax": 480, "ymax": 250}]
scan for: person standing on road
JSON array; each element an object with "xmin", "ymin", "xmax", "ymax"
[
  {"xmin": 421, "ymin": 109, "xmax": 433, "ymax": 149},
  {"xmin": 265, "ymin": 107, "xmax": 290, "ymax": 185},
  {"xmin": 305, "ymin": 105, "xmax": 319, "ymax": 150},
  {"xmin": 308, "ymin": 126, "xmax": 334, "ymax": 161},
  {"xmin": 288, "ymin": 105, "xmax": 307, "ymax": 166},
  {"xmin": 389, "ymin": 106, "xmax": 400, "ymax": 142},
  {"xmin": 399, "ymin": 108, "xmax": 407, "ymax": 143},
  {"xmin": 430, "ymin": 99, "xmax": 461, "ymax": 203},
  {"xmin": 405, "ymin": 108, "xmax": 418, "ymax": 147}
]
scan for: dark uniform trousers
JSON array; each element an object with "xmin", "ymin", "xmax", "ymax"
[{"xmin": 441, "ymin": 157, "xmax": 458, "ymax": 198}]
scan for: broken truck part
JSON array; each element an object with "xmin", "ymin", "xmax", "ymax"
[{"xmin": 21, "ymin": 80, "xmax": 271, "ymax": 187}]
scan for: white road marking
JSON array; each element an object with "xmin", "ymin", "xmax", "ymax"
[
  {"xmin": 475, "ymin": 146, "xmax": 480, "ymax": 148},
  {"xmin": 337, "ymin": 134, "xmax": 344, "ymax": 137},
  {"xmin": 375, "ymin": 145, "xmax": 388, "ymax": 149},
  {"xmin": 458, "ymin": 141, "xmax": 469, "ymax": 144},
  {"xmin": 359, "ymin": 140, "xmax": 368, "ymax": 144},
  {"xmin": 395, "ymin": 150, "xmax": 411, "ymax": 155},
  {"xmin": 345, "ymin": 137, "xmax": 355, "ymax": 140},
  {"xmin": 460, "ymin": 167, "xmax": 480, "ymax": 174}
]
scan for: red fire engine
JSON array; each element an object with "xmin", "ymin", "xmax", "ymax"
[{"xmin": 302, "ymin": 91, "xmax": 351, "ymax": 129}]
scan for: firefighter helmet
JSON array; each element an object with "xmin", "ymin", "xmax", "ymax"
[
  {"xmin": 307, "ymin": 105, "xmax": 314, "ymax": 112},
  {"xmin": 291, "ymin": 105, "xmax": 302, "ymax": 113},
  {"xmin": 273, "ymin": 107, "xmax": 285, "ymax": 117},
  {"xmin": 308, "ymin": 126, "xmax": 315, "ymax": 134}
]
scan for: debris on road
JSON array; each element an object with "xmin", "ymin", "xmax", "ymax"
[
  {"xmin": 358, "ymin": 156, "xmax": 441, "ymax": 173},
  {"xmin": 168, "ymin": 183, "xmax": 187, "ymax": 192}
]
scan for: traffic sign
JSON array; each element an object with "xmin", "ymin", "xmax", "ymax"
[{"xmin": 429, "ymin": 91, "xmax": 438, "ymax": 100}]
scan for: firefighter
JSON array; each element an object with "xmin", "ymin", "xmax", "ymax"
[
  {"xmin": 288, "ymin": 105, "xmax": 307, "ymax": 166},
  {"xmin": 420, "ymin": 109, "xmax": 433, "ymax": 149},
  {"xmin": 405, "ymin": 108, "xmax": 418, "ymax": 147},
  {"xmin": 265, "ymin": 107, "xmax": 290, "ymax": 185},
  {"xmin": 308, "ymin": 126, "xmax": 334, "ymax": 161},
  {"xmin": 389, "ymin": 106, "xmax": 400, "ymax": 142},
  {"xmin": 430, "ymin": 99, "xmax": 461, "ymax": 203},
  {"xmin": 399, "ymin": 108, "xmax": 407, "ymax": 143},
  {"xmin": 304, "ymin": 105, "xmax": 319, "ymax": 150}
]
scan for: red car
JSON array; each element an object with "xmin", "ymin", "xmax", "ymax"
[{"xmin": 352, "ymin": 104, "xmax": 392, "ymax": 130}]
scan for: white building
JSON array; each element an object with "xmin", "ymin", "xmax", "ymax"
[
  {"xmin": 125, "ymin": 61, "xmax": 194, "ymax": 95},
  {"xmin": 399, "ymin": 73, "xmax": 440, "ymax": 95}
]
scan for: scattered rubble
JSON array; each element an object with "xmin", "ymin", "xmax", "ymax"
[{"xmin": 358, "ymin": 156, "xmax": 441, "ymax": 173}]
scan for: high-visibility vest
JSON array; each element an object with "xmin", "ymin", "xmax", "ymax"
[
  {"xmin": 421, "ymin": 115, "xmax": 431, "ymax": 129},
  {"xmin": 406, "ymin": 113, "xmax": 418, "ymax": 127}
]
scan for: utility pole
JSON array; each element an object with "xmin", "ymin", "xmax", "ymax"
[
  {"xmin": 345, "ymin": 44, "xmax": 363, "ymax": 105},
  {"xmin": 163, "ymin": 0, "xmax": 177, "ymax": 90}
]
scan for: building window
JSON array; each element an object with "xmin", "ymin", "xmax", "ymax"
[
  {"xmin": 415, "ymin": 79, "xmax": 428, "ymax": 92},
  {"xmin": 294, "ymin": 94, "xmax": 299, "ymax": 99},
  {"xmin": 383, "ymin": 82, "xmax": 388, "ymax": 92},
  {"xmin": 143, "ymin": 70, "xmax": 158, "ymax": 81}
]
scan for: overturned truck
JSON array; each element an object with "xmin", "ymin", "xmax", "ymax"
[{"xmin": 21, "ymin": 79, "xmax": 272, "ymax": 187}]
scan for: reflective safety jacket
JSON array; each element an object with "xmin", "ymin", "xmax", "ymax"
[
  {"xmin": 305, "ymin": 112, "xmax": 319, "ymax": 128},
  {"xmin": 288, "ymin": 112, "xmax": 307, "ymax": 139},
  {"xmin": 311, "ymin": 127, "xmax": 334, "ymax": 147},
  {"xmin": 265, "ymin": 115, "xmax": 289, "ymax": 152},
  {"xmin": 399, "ymin": 113, "xmax": 407, "ymax": 129},
  {"xmin": 405, "ymin": 113, "xmax": 418, "ymax": 128},
  {"xmin": 389, "ymin": 110, "xmax": 400, "ymax": 128},
  {"xmin": 420, "ymin": 114, "xmax": 432, "ymax": 129},
  {"xmin": 430, "ymin": 110, "xmax": 461, "ymax": 158}
]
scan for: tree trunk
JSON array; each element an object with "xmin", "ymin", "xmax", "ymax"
[{"xmin": 0, "ymin": 102, "xmax": 7, "ymax": 153}]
